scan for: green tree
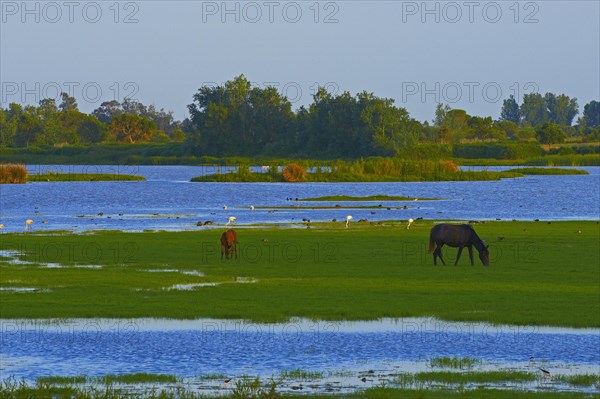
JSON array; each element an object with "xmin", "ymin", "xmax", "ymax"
[
  {"xmin": 545, "ymin": 93, "xmax": 578, "ymax": 126},
  {"xmin": 77, "ymin": 116, "xmax": 106, "ymax": 143},
  {"xmin": 59, "ymin": 92, "xmax": 78, "ymax": 112},
  {"xmin": 433, "ymin": 103, "xmax": 451, "ymax": 127},
  {"xmin": 536, "ymin": 123, "xmax": 566, "ymax": 144},
  {"xmin": 494, "ymin": 120, "xmax": 521, "ymax": 140},
  {"xmin": 362, "ymin": 97, "xmax": 422, "ymax": 154},
  {"xmin": 13, "ymin": 105, "xmax": 42, "ymax": 147},
  {"xmin": 188, "ymin": 75, "xmax": 294, "ymax": 155},
  {"xmin": 92, "ymin": 100, "xmax": 121, "ymax": 124},
  {"xmin": 0, "ymin": 107, "xmax": 17, "ymax": 147},
  {"xmin": 110, "ymin": 114, "xmax": 155, "ymax": 144},
  {"xmin": 170, "ymin": 129, "xmax": 186, "ymax": 142},
  {"xmin": 520, "ymin": 93, "xmax": 547, "ymax": 126},
  {"xmin": 441, "ymin": 109, "xmax": 469, "ymax": 141},
  {"xmin": 467, "ymin": 116, "xmax": 494, "ymax": 140},
  {"xmin": 582, "ymin": 100, "xmax": 599, "ymax": 127},
  {"xmin": 500, "ymin": 95, "xmax": 520, "ymax": 124}
]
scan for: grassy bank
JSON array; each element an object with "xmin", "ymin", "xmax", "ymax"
[
  {"xmin": 299, "ymin": 195, "xmax": 440, "ymax": 201},
  {"xmin": 504, "ymin": 168, "xmax": 589, "ymax": 175},
  {"xmin": 192, "ymin": 160, "xmax": 523, "ymax": 182},
  {"xmin": 0, "ymin": 221, "xmax": 598, "ymax": 327},
  {"xmin": 2, "ymin": 379, "xmax": 598, "ymax": 399},
  {"xmin": 523, "ymin": 154, "xmax": 600, "ymax": 166},
  {"xmin": 27, "ymin": 173, "xmax": 146, "ymax": 182}
]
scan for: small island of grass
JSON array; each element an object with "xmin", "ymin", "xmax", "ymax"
[
  {"xmin": 191, "ymin": 160, "xmax": 524, "ymax": 183},
  {"xmin": 299, "ymin": 195, "xmax": 441, "ymax": 201},
  {"xmin": 504, "ymin": 167, "xmax": 588, "ymax": 175},
  {"xmin": 28, "ymin": 173, "xmax": 146, "ymax": 182}
]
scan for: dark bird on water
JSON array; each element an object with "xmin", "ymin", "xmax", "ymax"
[{"xmin": 539, "ymin": 368, "xmax": 552, "ymax": 379}]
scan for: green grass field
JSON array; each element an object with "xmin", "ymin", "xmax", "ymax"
[{"xmin": 0, "ymin": 221, "xmax": 598, "ymax": 326}]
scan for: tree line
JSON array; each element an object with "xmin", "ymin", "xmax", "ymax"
[
  {"xmin": 0, "ymin": 93, "xmax": 185, "ymax": 148},
  {"xmin": 1, "ymin": 75, "xmax": 598, "ymax": 158}
]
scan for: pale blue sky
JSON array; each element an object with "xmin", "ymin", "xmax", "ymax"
[{"xmin": 1, "ymin": 1, "xmax": 598, "ymax": 122}]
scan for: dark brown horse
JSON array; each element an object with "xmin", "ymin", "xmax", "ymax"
[
  {"xmin": 428, "ymin": 224, "xmax": 489, "ymax": 266},
  {"xmin": 220, "ymin": 229, "xmax": 238, "ymax": 260}
]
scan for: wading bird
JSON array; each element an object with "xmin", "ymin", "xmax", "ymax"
[
  {"xmin": 407, "ymin": 218, "xmax": 414, "ymax": 229},
  {"xmin": 539, "ymin": 368, "xmax": 552, "ymax": 379},
  {"xmin": 24, "ymin": 219, "xmax": 33, "ymax": 233},
  {"xmin": 226, "ymin": 216, "xmax": 236, "ymax": 226},
  {"xmin": 250, "ymin": 205, "xmax": 255, "ymax": 210},
  {"xmin": 223, "ymin": 205, "xmax": 227, "ymax": 210},
  {"xmin": 345, "ymin": 215, "xmax": 353, "ymax": 228}
]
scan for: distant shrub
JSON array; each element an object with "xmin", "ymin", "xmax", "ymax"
[
  {"xmin": 453, "ymin": 142, "xmax": 542, "ymax": 159},
  {"xmin": 546, "ymin": 146, "xmax": 575, "ymax": 155},
  {"xmin": 0, "ymin": 163, "xmax": 28, "ymax": 184},
  {"xmin": 282, "ymin": 163, "xmax": 306, "ymax": 182},
  {"xmin": 439, "ymin": 160, "xmax": 459, "ymax": 173}
]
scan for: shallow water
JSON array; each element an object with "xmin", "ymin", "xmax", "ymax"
[
  {"xmin": 0, "ymin": 165, "xmax": 598, "ymax": 233},
  {"xmin": 1, "ymin": 318, "xmax": 598, "ymax": 383}
]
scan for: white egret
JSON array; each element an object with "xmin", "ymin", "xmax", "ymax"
[
  {"xmin": 345, "ymin": 215, "xmax": 353, "ymax": 228},
  {"xmin": 24, "ymin": 219, "xmax": 33, "ymax": 233},
  {"xmin": 226, "ymin": 216, "xmax": 237, "ymax": 226},
  {"xmin": 407, "ymin": 218, "xmax": 414, "ymax": 229}
]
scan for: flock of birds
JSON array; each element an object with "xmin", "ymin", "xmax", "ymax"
[
  {"xmin": 0, "ymin": 195, "xmax": 421, "ymax": 234},
  {"xmin": 3, "ymin": 210, "xmax": 415, "ymax": 234}
]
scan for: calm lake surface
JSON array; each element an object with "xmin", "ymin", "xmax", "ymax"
[{"xmin": 0, "ymin": 165, "xmax": 598, "ymax": 232}]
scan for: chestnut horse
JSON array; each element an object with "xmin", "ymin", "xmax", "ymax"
[
  {"xmin": 220, "ymin": 229, "xmax": 238, "ymax": 260},
  {"xmin": 428, "ymin": 224, "xmax": 489, "ymax": 266}
]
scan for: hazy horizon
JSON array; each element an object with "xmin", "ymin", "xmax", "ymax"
[{"xmin": 1, "ymin": 0, "xmax": 599, "ymax": 123}]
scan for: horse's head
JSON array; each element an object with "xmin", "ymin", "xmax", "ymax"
[{"xmin": 479, "ymin": 243, "xmax": 490, "ymax": 266}]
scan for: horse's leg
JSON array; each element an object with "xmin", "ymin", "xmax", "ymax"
[
  {"xmin": 455, "ymin": 246, "xmax": 463, "ymax": 266},
  {"xmin": 436, "ymin": 243, "xmax": 446, "ymax": 266},
  {"xmin": 468, "ymin": 246, "xmax": 474, "ymax": 266},
  {"xmin": 221, "ymin": 243, "xmax": 225, "ymax": 260}
]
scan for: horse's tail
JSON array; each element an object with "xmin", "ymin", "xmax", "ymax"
[{"xmin": 428, "ymin": 231, "xmax": 435, "ymax": 253}]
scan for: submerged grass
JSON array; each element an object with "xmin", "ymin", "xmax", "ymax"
[
  {"xmin": 2, "ymin": 379, "xmax": 599, "ymax": 399},
  {"xmin": 37, "ymin": 376, "xmax": 87, "ymax": 384},
  {"xmin": 413, "ymin": 371, "xmax": 537, "ymax": 384},
  {"xmin": 99, "ymin": 373, "xmax": 179, "ymax": 384},
  {"xmin": 36, "ymin": 373, "xmax": 179, "ymax": 385},
  {"xmin": 429, "ymin": 357, "xmax": 480, "ymax": 369},
  {"xmin": 556, "ymin": 374, "xmax": 600, "ymax": 387},
  {"xmin": 281, "ymin": 369, "xmax": 324, "ymax": 380},
  {"xmin": 0, "ymin": 221, "xmax": 598, "ymax": 327}
]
